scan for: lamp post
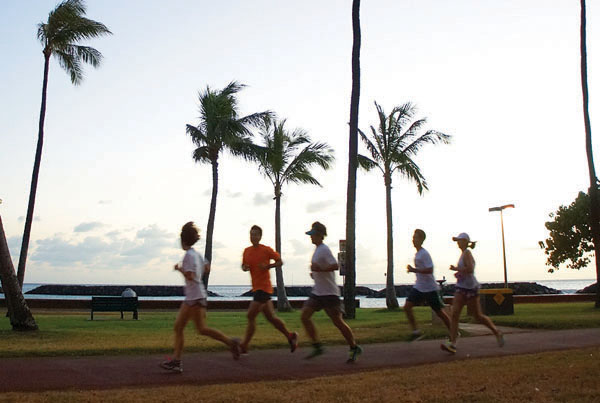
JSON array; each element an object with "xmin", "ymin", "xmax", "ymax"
[{"xmin": 489, "ymin": 204, "xmax": 515, "ymax": 288}]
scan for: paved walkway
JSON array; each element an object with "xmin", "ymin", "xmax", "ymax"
[{"xmin": 1, "ymin": 327, "xmax": 599, "ymax": 393}]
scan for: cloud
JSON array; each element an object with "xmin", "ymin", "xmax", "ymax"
[
  {"xmin": 30, "ymin": 224, "xmax": 176, "ymax": 269},
  {"xmin": 7, "ymin": 236, "xmax": 21, "ymax": 263},
  {"xmin": 74, "ymin": 222, "xmax": 104, "ymax": 233},
  {"xmin": 213, "ymin": 241, "xmax": 226, "ymax": 250},
  {"xmin": 253, "ymin": 193, "xmax": 272, "ymax": 206},
  {"xmin": 225, "ymin": 190, "xmax": 242, "ymax": 198},
  {"xmin": 306, "ymin": 200, "xmax": 334, "ymax": 213},
  {"xmin": 17, "ymin": 216, "xmax": 41, "ymax": 222},
  {"xmin": 288, "ymin": 239, "xmax": 311, "ymax": 256},
  {"xmin": 98, "ymin": 200, "xmax": 112, "ymax": 205}
]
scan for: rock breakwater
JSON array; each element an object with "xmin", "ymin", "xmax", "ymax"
[{"xmin": 24, "ymin": 284, "xmax": 221, "ymax": 297}]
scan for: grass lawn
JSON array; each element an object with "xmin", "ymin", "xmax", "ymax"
[
  {"xmin": 2, "ymin": 347, "xmax": 599, "ymax": 402},
  {"xmin": 0, "ymin": 302, "xmax": 598, "ymax": 358}
]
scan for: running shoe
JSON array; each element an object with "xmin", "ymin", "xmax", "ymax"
[
  {"xmin": 239, "ymin": 344, "xmax": 249, "ymax": 355},
  {"xmin": 288, "ymin": 331, "xmax": 299, "ymax": 353},
  {"xmin": 230, "ymin": 338, "xmax": 241, "ymax": 360},
  {"xmin": 159, "ymin": 358, "xmax": 183, "ymax": 373},
  {"xmin": 409, "ymin": 329, "xmax": 425, "ymax": 342},
  {"xmin": 496, "ymin": 333, "xmax": 505, "ymax": 347},
  {"xmin": 304, "ymin": 343, "xmax": 324, "ymax": 359},
  {"xmin": 347, "ymin": 345, "xmax": 363, "ymax": 363},
  {"xmin": 440, "ymin": 340, "xmax": 456, "ymax": 354}
]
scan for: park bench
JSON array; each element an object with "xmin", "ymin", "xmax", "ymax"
[{"xmin": 90, "ymin": 296, "xmax": 139, "ymax": 320}]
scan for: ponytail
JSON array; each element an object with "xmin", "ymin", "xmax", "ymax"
[{"xmin": 469, "ymin": 241, "xmax": 477, "ymax": 249}]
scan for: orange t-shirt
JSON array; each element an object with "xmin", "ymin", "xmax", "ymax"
[{"xmin": 242, "ymin": 244, "xmax": 281, "ymax": 294}]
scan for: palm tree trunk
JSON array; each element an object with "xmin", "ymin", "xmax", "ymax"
[
  {"xmin": 0, "ymin": 215, "xmax": 38, "ymax": 331},
  {"xmin": 384, "ymin": 175, "xmax": 399, "ymax": 309},
  {"xmin": 580, "ymin": 0, "xmax": 600, "ymax": 308},
  {"xmin": 17, "ymin": 52, "xmax": 51, "ymax": 288},
  {"xmin": 344, "ymin": 0, "xmax": 361, "ymax": 319},
  {"xmin": 274, "ymin": 188, "xmax": 292, "ymax": 312},
  {"xmin": 203, "ymin": 159, "xmax": 219, "ymax": 289}
]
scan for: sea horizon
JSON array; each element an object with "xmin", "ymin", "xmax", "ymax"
[{"xmin": 1, "ymin": 279, "xmax": 594, "ymax": 309}]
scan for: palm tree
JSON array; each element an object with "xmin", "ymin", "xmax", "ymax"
[
  {"xmin": 1, "ymin": 214, "xmax": 37, "ymax": 331},
  {"xmin": 579, "ymin": 0, "xmax": 600, "ymax": 308},
  {"xmin": 255, "ymin": 118, "xmax": 334, "ymax": 311},
  {"xmin": 358, "ymin": 101, "xmax": 451, "ymax": 309},
  {"xmin": 17, "ymin": 0, "xmax": 111, "ymax": 288},
  {"xmin": 187, "ymin": 82, "xmax": 272, "ymax": 289},
  {"xmin": 344, "ymin": 0, "xmax": 361, "ymax": 319}
]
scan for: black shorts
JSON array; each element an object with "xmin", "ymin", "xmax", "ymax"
[
  {"xmin": 303, "ymin": 294, "xmax": 344, "ymax": 314},
  {"xmin": 406, "ymin": 288, "xmax": 444, "ymax": 312},
  {"xmin": 253, "ymin": 289, "xmax": 272, "ymax": 303}
]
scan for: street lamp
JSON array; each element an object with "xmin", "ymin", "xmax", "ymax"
[{"xmin": 488, "ymin": 204, "xmax": 515, "ymax": 288}]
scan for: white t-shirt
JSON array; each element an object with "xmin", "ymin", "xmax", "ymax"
[
  {"xmin": 182, "ymin": 248, "xmax": 207, "ymax": 300},
  {"xmin": 310, "ymin": 243, "xmax": 341, "ymax": 297},
  {"xmin": 413, "ymin": 248, "xmax": 439, "ymax": 292}
]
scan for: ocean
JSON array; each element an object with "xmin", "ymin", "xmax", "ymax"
[{"xmin": 2, "ymin": 279, "xmax": 595, "ymax": 309}]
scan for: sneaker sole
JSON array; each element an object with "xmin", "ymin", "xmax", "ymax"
[
  {"xmin": 347, "ymin": 347, "xmax": 363, "ymax": 363},
  {"xmin": 231, "ymin": 338, "xmax": 241, "ymax": 360},
  {"xmin": 411, "ymin": 334, "xmax": 426, "ymax": 342},
  {"xmin": 159, "ymin": 363, "xmax": 183, "ymax": 373},
  {"xmin": 289, "ymin": 332, "xmax": 299, "ymax": 353},
  {"xmin": 440, "ymin": 344, "xmax": 456, "ymax": 354}
]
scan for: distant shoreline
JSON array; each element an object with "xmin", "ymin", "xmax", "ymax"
[{"xmin": 3, "ymin": 281, "xmax": 588, "ymax": 298}]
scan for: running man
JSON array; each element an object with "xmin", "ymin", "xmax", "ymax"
[
  {"xmin": 404, "ymin": 229, "xmax": 450, "ymax": 340},
  {"xmin": 240, "ymin": 225, "xmax": 298, "ymax": 354},
  {"xmin": 301, "ymin": 221, "xmax": 362, "ymax": 363}
]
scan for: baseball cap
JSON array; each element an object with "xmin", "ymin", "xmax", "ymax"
[
  {"xmin": 452, "ymin": 232, "xmax": 470, "ymax": 242},
  {"xmin": 306, "ymin": 221, "xmax": 327, "ymax": 236}
]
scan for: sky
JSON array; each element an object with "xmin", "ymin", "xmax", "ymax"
[{"xmin": 0, "ymin": 0, "xmax": 598, "ymax": 288}]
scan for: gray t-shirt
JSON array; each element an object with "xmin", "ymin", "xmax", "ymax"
[
  {"xmin": 182, "ymin": 248, "xmax": 208, "ymax": 300},
  {"xmin": 413, "ymin": 248, "xmax": 439, "ymax": 292}
]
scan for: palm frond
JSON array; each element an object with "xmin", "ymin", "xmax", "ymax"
[
  {"xmin": 358, "ymin": 127, "xmax": 383, "ymax": 162},
  {"xmin": 357, "ymin": 154, "xmax": 381, "ymax": 172},
  {"xmin": 38, "ymin": 0, "xmax": 110, "ymax": 83},
  {"xmin": 364, "ymin": 100, "xmax": 450, "ymax": 196},
  {"xmin": 393, "ymin": 155, "xmax": 429, "ymax": 195},
  {"xmin": 192, "ymin": 146, "xmax": 212, "ymax": 164},
  {"xmin": 286, "ymin": 170, "xmax": 322, "ymax": 186},
  {"xmin": 402, "ymin": 129, "xmax": 452, "ymax": 157},
  {"xmin": 53, "ymin": 49, "xmax": 83, "ymax": 84}
]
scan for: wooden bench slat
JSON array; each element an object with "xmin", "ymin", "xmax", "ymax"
[{"xmin": 91, "ymin": 297, "xmax": 138, "ymax": 320}]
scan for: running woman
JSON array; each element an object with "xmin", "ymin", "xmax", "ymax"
[
  {"xmin": 160, "ymin": 222, "xmax": 240, "ymax": 373},
  {"xmin": 404, "ymin": 229, "xmax": 450, "ymax": 340},
  {"xmin": 240, "ymin": 225, "xmax": 298, "ymax": 354},
  {"xmin": 441, "ymin": 232, "xmax": 504, "ymax": 354},
  {"xmin": 301, "ymin": 221, "xmax": 362, "ymax": 363}
]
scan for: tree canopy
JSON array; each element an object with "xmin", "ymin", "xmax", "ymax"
[{"xmin": 539, "ymin": 191, "xmax": 596, "ymax": 272}]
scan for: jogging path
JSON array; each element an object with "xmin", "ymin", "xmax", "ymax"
[{"xmin": 1, "ymin": 327, "xmax": 599, "ymax": 393}]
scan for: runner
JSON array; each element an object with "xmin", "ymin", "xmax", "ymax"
[
  {"xmin": 441, "ymin": 232, "xmax": 505, "ymax": 354},
  {"xmin": 160, "ymin": 222, "xmax": 240, "ymax": 373},
  {"xmin": 404, "ymin": 229, "xmax": 450, "ymax": 340},
  {"xmin": 240, "ymin": 225, "xmax": 298, "ymax": 354},
  {"xmin": 301, "ymin": 221, "xmax": 362, "ymax": 363}
]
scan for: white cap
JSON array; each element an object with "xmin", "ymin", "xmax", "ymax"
[{"xmin": 452, "ymin": 232, "xmax": 470, "ymax": 242}]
